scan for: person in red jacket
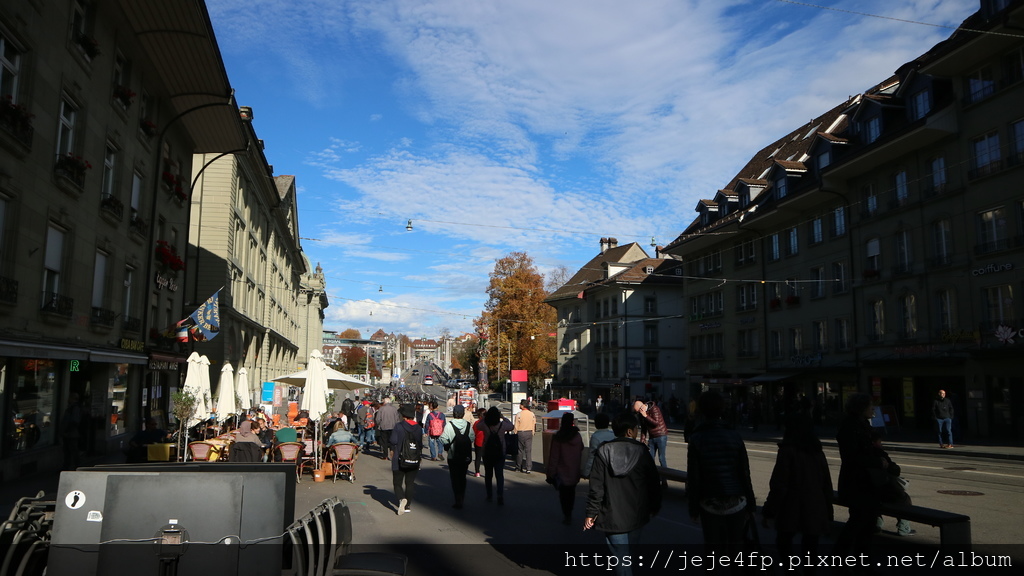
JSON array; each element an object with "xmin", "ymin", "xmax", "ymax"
[{"xmin": 633, "ymin": 399, "xmax": 668, "ymax": 469}]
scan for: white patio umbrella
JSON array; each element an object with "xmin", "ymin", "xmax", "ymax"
[
  {"xmin": 215, "ymin": 362, "xmax": 236, "ymax": 421},
  {"xmin": 299, "ymin": 350, "xmax": 331, "ymax": 469},
  {"xmin": 198, "ymin": 355, "xmax": 213, "ymax": 423},
  {"xmin": 272, "ymin": 364, "xmax": 373, "ymax": 392},
  {"xmin": 181, "ymin": 351, "xmax": 205, "ymax": 430},
  {"xmin": 236, "ymin": 367, "xmax": 251, "ymax": 412}
]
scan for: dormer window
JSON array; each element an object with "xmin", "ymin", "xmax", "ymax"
[
  {"xmin": 865, "ymin": 116, "xmax": 881, "ymax": 143},
  {"xmin": 775, "ymin": 175, "xmax": 788, "ymax": 200},
  {"xmin": 909, "ymin": 89, "xmax": 931, "ymax": 121},
  {"xmin": 645, "ymin": 266, "xmax": 654, "ymax": 274},
  {"xmin": 816, "ymin": 150, "xmax": 831, "ymax": 172}
]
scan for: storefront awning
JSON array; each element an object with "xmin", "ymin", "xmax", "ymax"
[
  {"xmin": 0, "ymin": 340, "xmax": 89, "ymax": 360},
  {"xmin": 745, "ymin": 372, "xmax": 800, "ymax": 383},
  {"xmin": 90, "ymin": 350, "xmax": 149, "ymax": 365}
]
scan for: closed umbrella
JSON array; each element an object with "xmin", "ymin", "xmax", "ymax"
[
  {"xmin": 236, "ymin": 367, "xmax": 251, "ymax": 412},
  {"xmin": 198, "ymin": 355, "xmax": 213, "ymax": 424},
  {"xmin": 300, "ymin": 350, "xmax": 330, "ymax": 468},
  {"xmin": 216, "ymin": 362, "xmax": 236, "ymax": 421},
  {"xmin": 181, "ymin": 352, "xmax": 205, "ymax": 430}
]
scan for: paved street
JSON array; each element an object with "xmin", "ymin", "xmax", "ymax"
[{"xmin": 4, "ymin": 420, "xmax": 1023, "ymax": 575}]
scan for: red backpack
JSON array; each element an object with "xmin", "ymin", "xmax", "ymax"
[{"xmin": 427, "ymin": 411, "xmax": 445, "ymax": 437}]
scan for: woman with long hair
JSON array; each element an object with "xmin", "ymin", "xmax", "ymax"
[
  {"xmin": 481, "ymin": 406, "xmax": 514, "ymax": 504},
  {"xmin": 547, "ymin": 412, "xmax": 585, "ymax": 524},
  {"xmin": 832, "ymin": 393, "xmax": 885, "ymax": 557}
]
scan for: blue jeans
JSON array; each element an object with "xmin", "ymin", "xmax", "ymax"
[
  {"xmin": 428, "ymin": 436, "xmax": 444, "ymax": 459},
  {"xmin": 606, "ymin": 528, "xmax": 643, "ymax": 576},
  {"xmin": 648, "ymin": 434, "xmax": 667, "ymax": 468},
  {"xmin": 936, "ymin": 418, "xmax": 953, "ymax": 446}
]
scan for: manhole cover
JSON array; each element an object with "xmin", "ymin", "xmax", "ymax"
[
  {"xmin": 937, "ymin": 490, "xmax": 983, "ymax": 496},
  {"xmin": 944, "ymin": 466, "xmax": 976, "ymax": 471}
]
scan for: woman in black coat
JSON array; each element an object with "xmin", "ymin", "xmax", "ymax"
[{"xmin": 832, "ymin": 393, "xmax": 885, "ymax": 557}]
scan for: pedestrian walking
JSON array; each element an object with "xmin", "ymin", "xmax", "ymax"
[
  {"xmin": 933, "ymin": 389, "xmax": 955, "ymax": 448},
  {"xmin": 584, "ymin": 412, "xmax": 661, "ymax": 576},
  {"xmin": 472, "ymin": 408, "xmax": 486, "ymax": 477},
  {"xmin": 375, "ymin": 398, "xmax": 400, "ymax": 460},
  {"xmin": 390, "ymin": 404, "xmax": 422, "ymax": 515},
  {"xmin": 547, "ymin": 412, "xmax": 585, "ymax": 524},
  {"xmin": 481, "ymin": 406, "xmax": 514, "ymax": 505},
  {"xmin": 513, "ymin": 400, "xmax": 536, "ymax": 473},
  {"xmin": 425, "ymin": 401, "xmax": 446, "ymax": 461},
  {"xmin": 761, "ymin": 414, "xmax": 833, "ymax": 574},
  {"xmin": 687, "ymin": 390, "xmax": 757, "ymax": 553},
  {"xmin": 440, "ymin": 405, "xmax": 473, "ymax": 509}
]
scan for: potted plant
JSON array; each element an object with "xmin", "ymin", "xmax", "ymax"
[
  {"xmin": 161, "ymin": 171, "xmax": 178, "ymax": 191},
  {"xmin": 139, "ymin": 118, "xmax": 157, "ymax": 137},
  {"xmin": 54, "ymin": 153, "xmax": 92, "ymax": 185},
  {"xmin": 171, "ymin": 389, "xmax": 198, "ymax": 461},
  {"xmin": 155, "ymin": 240, "xmax": 186, "ymax": 272},
  {"xmin": 112, "ymin": 84, "xmax": 136, "ymax": 108},
  {"xmin": 0, "ymin": 95, "xmax": 34, "ymax": 134},
  {"xmin": 76, "ymin": 33, "xmax": 101, "ymax": 59}
]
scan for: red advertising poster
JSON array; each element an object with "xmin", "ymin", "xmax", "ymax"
[{"xmin": 511, "ymin": 369, "xmax": 528, "ymax": 382}]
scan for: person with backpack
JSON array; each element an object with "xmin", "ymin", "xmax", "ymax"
[
  {"xmin": 441, "ymin": 404, "xmax": 473, "ymax": 509},
  {"xmin": 425, "ymin": 401, "xmax": 447, "ymax": 461},
  {"xmin": 481, "ymin": 406, "xmax": 514, "ymax": 505},
  {"xmin": 361, "ymin": 402, "xmax": 377, "ymax": 453},
  {"xmin": 390, "ymin": 403, "xmax": 423, "ymax": 516}
]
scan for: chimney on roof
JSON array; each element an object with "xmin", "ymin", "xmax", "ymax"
[
  {"xmin": 608, "ymin": 237, "xmax": 618, "ymax": 249},
  {"xmin": 599, "ymin": 237, "xmax": 609, "ymax": 254}
]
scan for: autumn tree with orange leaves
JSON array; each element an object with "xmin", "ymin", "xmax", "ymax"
[{"xmin": 477, "ymin": 252, "xmax": 556, "ymax": 395}]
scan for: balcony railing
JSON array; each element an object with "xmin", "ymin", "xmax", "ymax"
[
  {"xmin": 40, "ymin": 292, "xmax": 73, "ymax": 317},
  {"xmin": 122, "ymin": 315, "xmax": 142, "ymax": 332},
  {"xmin": 968, "ymin": 160, "xmax": 1003, "ymax": 181},
  {"xmin": 0, "ymin": 275, "xmax": 18, "ymax": 304},
  {"xmin": 100, "ymin": 194, "xmax": 124, "ymax": 220},
  {"xmin": 129, "ymin": 215, "xmax": 149, "ymax": 237},
  {"xmin": 0, "ymin": 107, "xmax": 34, "ymax": 148},
  {"xmin": 974, "ymin": 239, "xmax": 1009, "ymax": 255},
  {"xmin": 90, "ymin": 307, "xmax": 117, "ymax": 327}
]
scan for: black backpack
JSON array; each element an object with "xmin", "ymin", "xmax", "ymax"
[
  {"xmin": 398, "ymin": 425, "xmax": 422, "ymax": 470},
  {"xmin": 483, "ymin": 425, "xmax": 504, "ymax": 463},
  {"xmin": 447, "ymin": 423, "xmax": 472, "ymax": 465}
]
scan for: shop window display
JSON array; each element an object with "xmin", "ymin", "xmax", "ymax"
[{"xmin": 4, "ymin": 357, "xmax": 58, "ymax": 453}]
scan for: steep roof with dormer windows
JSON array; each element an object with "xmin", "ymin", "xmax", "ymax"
[{"xmin": 544, "ymin": 242, "xmax": 650, "ymax": 303}]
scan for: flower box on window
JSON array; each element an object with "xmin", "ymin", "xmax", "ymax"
[
  {"xmin": 785, "ymin": 295, "xmax": 800, "ymax": 306},
  {"xmin": 112, "ymin": 85, "xmax": 136, "ymax": 108},
  {"xmin": 862, "ymin": 269, "xmax": 880, "ymax": 280},
  {"xmin": 0, "ymin": 96, "xmax": 34, "ymax": 145},
  {"xmin": 54, "ymin": 153, "xmax": 92, "ymax": 187},
  {"xmin": 769, "ymin": 298, "xmax": 782, "ymax": 309},
  {"xmin": 76, "ymin": 34, "xmax": 101, "ymax": 59},
  {"xmin": 155, "ymin": 240, "xmax": 186, "ymax": 272},
  {"xmin": 139, "ymin": 119, "xmax": 157, "ymax": 137},
  {"xmin": 161, "ymin": 171, "xmax": 179, "ymax": 191}
]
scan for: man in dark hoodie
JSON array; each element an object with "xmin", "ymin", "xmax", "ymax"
[{"xmin": 584, "ymin": 412, "xmax": 661, "ymax": 576}]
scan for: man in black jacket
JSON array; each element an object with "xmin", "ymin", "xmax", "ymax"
[
  {"xmin": 687, "ymin": 390, "xmax": 756, "ymax": 553},
  {"xmin": 584, "ymin": 412, "xmax": 661, "ymax": 576},
  {"xmin": 932, "ymin": 389, "xmax": 954, "ymax": 448}
]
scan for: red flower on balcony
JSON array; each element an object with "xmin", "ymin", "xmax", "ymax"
[
  {"xmin": 112, "ymin": 84, "xmax": 136, "ymax": 108},
  {"xmin": 139, "ymin": 118, "xmax": 157, "ymax": 137},
  {"xmin": 786, "ymin": 295, "xmax": 800, "ymax": 306},
  {"xmin": 1, "ymin": 95, "xmax": 34, "ymax": 132},
  {"xmin": 155, "ymin": 240, "xmax": 186, "ymax": 272},
  {"xmin": 161, "ymin": 171, "xmax": 179, "ymax": 190},
  {"xmin": 770, "ymin": 298, "xmax": 782, "ymax": 309},
  {"xmin": 76, "ymin": 34, "xmax": 101, "ymax": 59}
]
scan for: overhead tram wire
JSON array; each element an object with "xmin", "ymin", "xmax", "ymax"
[{"xmin": 774, "ymin": 0, "xmax": 1024, "ymax": 39}]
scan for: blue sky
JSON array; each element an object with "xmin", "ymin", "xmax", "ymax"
[{"xmin": 206, "ymin": 0, "xmax": 975, "ymax": 339}]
